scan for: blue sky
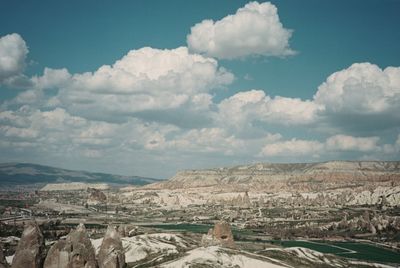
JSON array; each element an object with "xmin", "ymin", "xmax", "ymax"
[{"xmin": 0, "ymin": 1, "xmax": 399, "ymax": 178}]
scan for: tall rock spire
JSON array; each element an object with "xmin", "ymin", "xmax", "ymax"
[
  {"xmin": 97, "ymin": 225, "xmax": 125, "ymax": 268},
  {"xmin": 11, "ymin": 222, "xmax": 46, "ymax": 268},
  {"xmin": 0, "ymin": 243, "xmax": 9, "ymax": 268},
  {"xmin": 44, "ymin": 223, "xmax": 97, "ymax": 268}
]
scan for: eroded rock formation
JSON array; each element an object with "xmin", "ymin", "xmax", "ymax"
[
  {"xmin": 43, "ymin": 223, "xmax": 97, "ymax": 268},
  {"xmin": 97, "ymin": 226, "xmax": 125, "ymax": 268},
  {"xmin": 87, "ymin": 188, "xmax": 107, "ymax": 203},
  {"xmin": 201, "ymin": 220, "xmax": 236, "ymax": 249},
  {"xmin": 117, "ymin": 224, "xmax": 137, "ymax": 238},
  {"xmin": 11, "ymin": 221, "xmax": 46, "ymax": 268},
  {"xmin": 0, "ymin": 244, "xmax": 9, "ymax": 268}
]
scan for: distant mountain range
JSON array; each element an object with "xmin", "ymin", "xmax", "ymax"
[
  {"xmin": 0, "ymin": 163, "xmax": 160, "ymax": 186},
  {"xmin": 154, "ymin": 160, "xmax": 400, "ymax": 192}
]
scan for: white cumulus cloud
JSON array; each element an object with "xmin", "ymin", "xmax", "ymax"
[
  {"xmin": 217, "ymin": 89, "xmax": 322, "ymax": 129},
  {"xmin": 165, "ymin": 128, "xmax": 245, "ymax": 155},
  {"xmin": 187, "ymin": 1, "xmax": 294, "ymax": 59},
  {"xmin": 0, "ymin": 33, "xmax": 28, "ymax": 82},
  {"xmin": 31, "ymin": 67, "xmax": 71, "ymax": 89},
  {"xmin": 260, "ymin": 134, "xmax": 385, "ymax": 158},
  {"xmin": 314, "ymin": 63, "xmax": 400, "ymax": 118},
  {"xmin": 1, "ymin": 33, "xmax": 399, "ymax": 176},
  {"xmin": 56, "ymin": 47, "xmax": 233, "ymax": 124},
  {"xmin": 261, "ymin": 138, "xmax": 323, "ymax": 157},
  {"xmin": 326, "ymin": 134, "xmax": 380, "ymax": 152}
]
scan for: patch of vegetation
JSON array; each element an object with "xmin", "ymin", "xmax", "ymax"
[
  {"xmin": 0, "ymin": 199, "xmax": 36, "ymax": 207},
  {"xmin": 332, "ymin": 241, "xmax": 400, "ymax": 263}
]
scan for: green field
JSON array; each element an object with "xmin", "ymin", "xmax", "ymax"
[
  {"xmin": 333, "ymin": 241, "xmax": 400, "ymax": 263},
  {"xmin": 146, "ymin": 223, "xmax": 254, "ymax": 236},
  {"xmin": 271, "ymin": 240, "xmax": 345, "ymax": 254},
  {"xmin": 0, "ymin": 199, "xmax": 36, "ymax": 208},
  {"xmin": 147, "ymin": 223, "xmax": 212, "ymax": 233}
]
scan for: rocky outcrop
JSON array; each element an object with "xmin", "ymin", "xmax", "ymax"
[
  {"xmin": 0, "ymin": 244, "xmax": 9, "ymax": 268},
  {"xmin": 87, "ymin": 188, "xmax": 107, "ymax": 203},
  {"xmin": 212, "ymin": 221, "xmax": 236, "ymax": 248},
  {"xmin": 173, "ymin": 196, "xmax": 180, "ymax": 206},
  {"xmin": 242, "ymin": 191, "xmax": 251, "ymax": 205},
  {"xmin": 43, "ymin": 223, "xmax": 97, "ymax": 268},
  {"xmin": 11, "ymin": 222, "xmax": 46, "ymax": 268},
  {"xmin": 97, "ymin": 226, "xmax": 125, "ymax": 268},
  {"xmin": 228, "ymin": 192, "xmax": 251, "ymax": 207},
  {"xmin": 117, "ymin": 225, "xmax": 137, "ymax": 238},
  {"xmin": 159, "ymin": 161, "xmax": 400, "ymax": 192},
  {"xmin": 43, "ymin": 240, "xmax": 69, "ymax": 268},
  {"xmin": 348, "ymin": 186, "xmax": 400, "ymax": 206},
  {"xmin": 201, "ymin": 221, "xmax": 236, "ymax": 249}
]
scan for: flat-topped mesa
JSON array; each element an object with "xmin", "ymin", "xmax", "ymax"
[
  {"xmin": 97, "ymin": 225, "xmax": 125, "ymax": 268},
  {"xmin": 162, "ymin": 161, "xmax": 400, "ymax": 192},
  {"xmin": 44, "ymin": 223, "xmax": 97, "ymax": 268},
  {"xmin": 11, "ymin": 221, "xmax": 46, "ymax": 268},
  {"xmin": 201, "ymin": 220, "xmax": 236, "ymax": 249}
]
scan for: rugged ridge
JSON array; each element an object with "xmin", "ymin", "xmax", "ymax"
[{"xmin": 156, "ymin": 161, "xmax": 400, "ymax": 192}]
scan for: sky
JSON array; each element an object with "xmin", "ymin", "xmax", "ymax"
[{"xmin": 0, "ymin": 0, "xmax": 399, "ymax": 179}]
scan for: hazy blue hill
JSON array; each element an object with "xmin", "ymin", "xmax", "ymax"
[{"xmin": 0, "ymin": 163, "xmax": 160, "ymax": 186}]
